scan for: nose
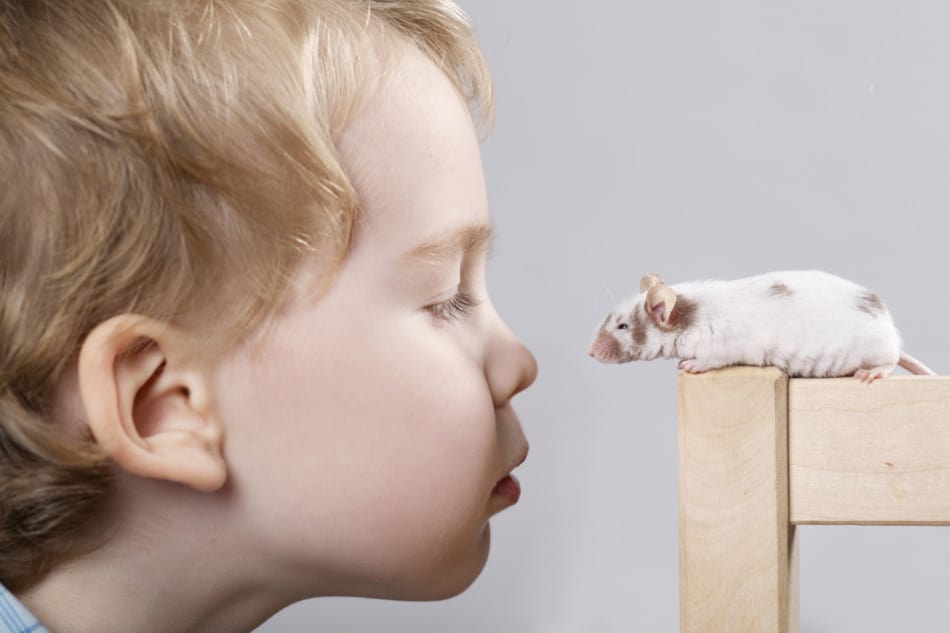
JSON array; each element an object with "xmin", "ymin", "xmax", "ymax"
[{"xmin": 486, "ymin": 328, "xmax": 538, "ymax": 408}]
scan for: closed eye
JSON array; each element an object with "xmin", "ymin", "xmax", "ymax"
[{"xmin": 425, "ymin": 290, "xmax": 480, "ymax": 322}]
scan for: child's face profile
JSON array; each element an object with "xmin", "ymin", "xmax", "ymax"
[{"xmin": 211, "ymin": 45, "xmax": 538, "ymax": 600}]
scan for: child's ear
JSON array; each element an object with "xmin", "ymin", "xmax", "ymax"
[{"xmin": 77, "ymin": 314, "xmax": 226, "ymax": 492}]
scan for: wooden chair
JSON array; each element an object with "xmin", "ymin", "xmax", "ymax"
[{"xmin": 677, "ymin": 367, "xmax": 950, "ymax": 632}]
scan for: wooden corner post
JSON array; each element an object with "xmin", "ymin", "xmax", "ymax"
[{"xmin": 678, "ymin": 367, "xmax": 799, "ymax": 633}]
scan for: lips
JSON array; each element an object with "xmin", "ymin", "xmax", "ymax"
[
  {"xmin": 491, "ymin": 413, "xmax": 529, "ymax": 507},
  {"xmin": 492, "ymin": 444, "xmax": 528, "ymax": 504},
  {"xmin": 504, "ymin": 444, "xmax": 528, "ymax": 480},
  {"xmin": 491, "ymin": 474, "xmax": 521, "ymax": 504}
]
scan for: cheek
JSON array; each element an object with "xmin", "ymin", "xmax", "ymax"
[
  {"xmin": 220, "ymin": 310, "xmax": 499, "ymax": 592},
  {"xmin": 590, "ymin": 330, "xmax": 623, "ymax": 362},
  {"xmin": 327, "ymin": 321, "xmax": 497, "ymax": 515}
]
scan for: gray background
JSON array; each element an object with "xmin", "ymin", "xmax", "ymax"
[{"xmin": 256, "ymin": 1, "xmax": 950, "ymax": 631}]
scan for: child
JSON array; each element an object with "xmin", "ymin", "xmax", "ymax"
[{"xmin": 0, "ymin": 1, "xmax": 538, "ymax": 631}]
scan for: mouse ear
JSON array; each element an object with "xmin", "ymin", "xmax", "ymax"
[
  {"xmin": 646, "ymin": 284, "xmax": 677, "ymax": 328},
  {"xmin": 640, "ymin": 273, "xmax": 664, "ymax": 293}
]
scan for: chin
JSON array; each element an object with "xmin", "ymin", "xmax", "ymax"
[{"xmin": 383, "ymin": 522, "xmax": 493, "ymax": 602}]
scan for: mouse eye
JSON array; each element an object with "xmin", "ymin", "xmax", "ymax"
[{"xmin": 617, "ymin": 323, "xmax": 630, "ymax": 330}]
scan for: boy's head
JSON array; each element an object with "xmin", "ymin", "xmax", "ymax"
[{"xmin": 1, "ymin": 0, "xmax": 536, "ymax": 616}]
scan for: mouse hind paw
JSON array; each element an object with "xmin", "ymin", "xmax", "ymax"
[{"xmin": 853, "ymin": 364, "xmax": 896, "ymax": 383}]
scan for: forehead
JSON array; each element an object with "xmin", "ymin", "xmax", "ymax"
[{"xmin": 337, "ymin": 44, "xmax": 489, "ymax": 264}]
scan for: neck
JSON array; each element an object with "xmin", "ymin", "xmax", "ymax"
[{"xmin": 17, "ymin": 479, "xmax": 301, "ymax": 633}]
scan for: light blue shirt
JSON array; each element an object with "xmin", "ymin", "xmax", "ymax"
[{"xmin": 0, "ymin": 584, "xmax": 47, "ymax": 633}]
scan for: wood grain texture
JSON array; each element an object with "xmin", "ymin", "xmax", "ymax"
[
  {"xmin": 789, "ymin": 376, "xmax": 950, "ymax": 525},
  {"xmin": 678, "ymin": 367, "xmax": 798, "ymax": 633}
]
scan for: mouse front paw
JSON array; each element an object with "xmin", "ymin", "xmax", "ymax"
[{"xmin": 678, "ymin": 359, "xmax": 711, "ymax": 374}]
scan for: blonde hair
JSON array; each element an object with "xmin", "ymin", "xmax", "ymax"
[{"xmin": 0, "ymin": 0, "xmax": 492, "ymax": 591}]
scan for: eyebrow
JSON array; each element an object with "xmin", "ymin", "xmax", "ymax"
[{"xmin": 401, "ymin": 222, "xmax": 495, "ymax": 266}]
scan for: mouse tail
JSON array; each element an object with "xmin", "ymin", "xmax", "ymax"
[{"xmin": 898, "ymin": 353, "xmax": 936, "ymax": 376}]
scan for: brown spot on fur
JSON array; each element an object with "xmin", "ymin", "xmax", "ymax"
[
  {"xmin": 591, "ymin": 332, "xmax": 622, "ymax": 362},
  {"xmin": 769, "ymin": 282, "xmax": 793, "ymax": 297},
  {"xmin": 632, "ymin": 305, "xmax": 647, "ymax": 346},
  {"xmin": 857, "ymin": 292, "xmax": 886, "ymax": 316},
  {"xmin": 668, "ymin": 296, "xmax": 698, "ymax": 331}
]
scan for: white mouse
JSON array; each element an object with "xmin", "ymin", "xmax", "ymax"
[{"xmin": 588, "ymin": 270, "xmax": 935, "ymax": 382}]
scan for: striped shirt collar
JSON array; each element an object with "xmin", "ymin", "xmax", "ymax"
[{"xmin": 0, "ymin": 584, "xmax": 47, "ymax": 633}]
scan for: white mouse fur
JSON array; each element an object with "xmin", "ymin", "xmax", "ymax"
[{"xmin": 588, "ymin": 270, "xmax": 934, "ymax": 381}]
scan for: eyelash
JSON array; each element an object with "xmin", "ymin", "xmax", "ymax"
[{"xmin": 426, "ymin": 290, "xmax": 480, "ymax": 322}]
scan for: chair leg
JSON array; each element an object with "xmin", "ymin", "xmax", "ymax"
[{"xmin": 678, "ymin": 367, "xmax": 799, "ymax": 633}]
